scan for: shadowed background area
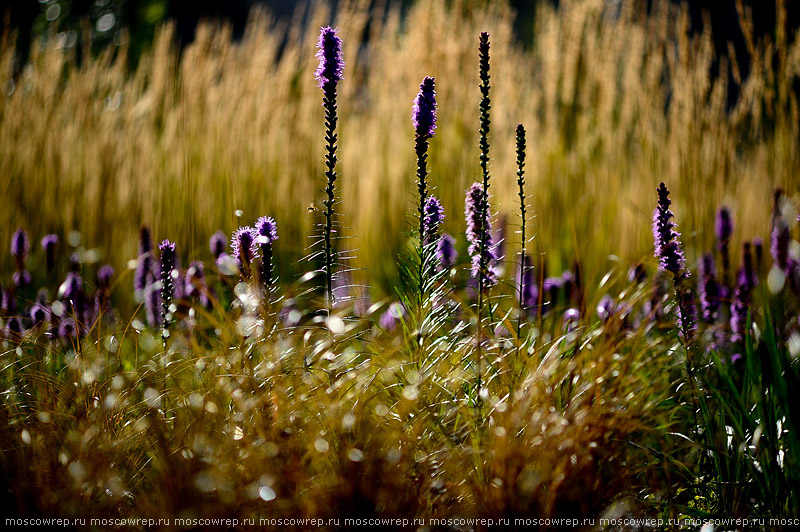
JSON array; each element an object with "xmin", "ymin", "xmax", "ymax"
[{"xmin": 0, "ymin": 0, "xmax": 798, "ymax": 303}]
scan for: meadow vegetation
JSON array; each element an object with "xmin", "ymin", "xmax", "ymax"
[{"xmin": 1, "ymin": 0, "xmax": 799, "ymax": 528}]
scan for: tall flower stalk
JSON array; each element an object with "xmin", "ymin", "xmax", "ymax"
[
  {"xmin": 653, "ymin": 183, "xmax": 696, "ymax": 343},
  {"xmin": 474, "ymin": 31, "xmax": 493, "ymax": 396},
  {"xmin": 514, "ymin": 123, "xmax": 528, "ymax": 349},
  {"xmin": 412, "ymin": 76, "xmax": 438, "ymax": 308},
  {"xmin": 315, "ymin": 26, "xmax": 344, "ymax": 310}
]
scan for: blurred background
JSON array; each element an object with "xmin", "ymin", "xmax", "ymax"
[{"xmin": 0, "ymin": 0, "xmax": 798, "ymax": 302}]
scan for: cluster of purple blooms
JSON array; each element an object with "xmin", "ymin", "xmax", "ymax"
[
  {"xmin": 651, "ymin": 184, "xmax": 800, "ymax": 360},
  {"xmin": 0, "ymin": 228, "xmax": 115, "ymax": 342}
]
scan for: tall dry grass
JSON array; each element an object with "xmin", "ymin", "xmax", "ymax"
[{"xmin": 0, "ymin": 0, "xmax": 797, "ymax": 296}]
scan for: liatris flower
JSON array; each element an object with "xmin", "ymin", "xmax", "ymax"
[
  {"xmin": 316, "ymin": 27, "xmax": 345, "ymax": 306},
  {"xmin": 436, "ymin": 233, "xmax": 457, "ymax": 270},
  {"xmin": 315, "ymin": 27, "xmax": 344, "ymax": 88},
  {"xmin": 562, "ymin": 308, "xmax": 580, "ymax": 332},
  {"xmin": 10, "ymin": 227, "xmax": 29, "ymax": 264},
  {"xmin": 423, "ymin": 196, "xmax": 445, "ymax": 245},
  {"xmin": 58, "ymin": 272, "xmax": 84, "ymax": 313},
  {"xmin": 159, "ymin": 240, "xmax": 176, "ymax": 333},
  {"xmin": 231, "ymin": 226, "xmax": 259, "ymax": 275},
  {"xmin": 715, "ymin": 206, "xmax": 733, "ymax": 288},
  {"xmin": 771, "ymin": 219, "xmax": 790, "ymax": 270},
  {"xmin": 58, "ymin": 318, "xmax": 77, "ymax": 340},
  {"xmin": 0, "ymin": 284, "xmax": 15, "ymax": 314},
  {"xmin": 411, "ymin": 78, "xmax": 438, "ymax": 309},
  {"xmin": 738, "ymin": 242, "xmax": 758, "ymax": 292},
  {"xmin": 652, "ymin": 183, "xmax": 687, "ymax": 276},
  {"xmin": 210, "ymin": 231, "xmax": 227, "ymax": 259},
  {"xmin": 731, "ymin": 242, "xmax": 756, "ymax": 342},
  {"xmin": 597, "ymin": 295, "xmax": 615, "ymax": 321},
  {"xmin": 10, "ymin": 228, "xmax": 31, "ymax": 287},
  {"xmin": 30, "ymin": 303, "xmax": 49, "ymax": 327},
  {"xmin": 477, "ymin": 32, "xmax": 491, "ymax": 182},
  {"xmin": 255, "ymin": 216, "xmax": 279, "ymax": 293},
  {"xmin": 465, "ymin": 182, "xmax": 497, "ymax": 288},
  {"xmin": 652, "ymin": 183, "xmax": 696, "ymax": 341},
  {"xmin": 698, "ymin": 253, "xmax": 720, "ymax": 322},
  {"xmin": 730, "ymin": 284, "xmax": 750, "ymax": 343},
  {"xmin": 412, "ymin": 76, "xmax": 437, "ymax": 138},
  {"xmin": 134, "ymin": 226, "xmax": 154, "ymax": 293},
  {"xmin": 41, "ymin": 234, "xmax": 58, "ymax": 275},
  {"xmin": 97, "ymin": 265, "xmax": 114, "ymax": 289},
  {"xmin": 5, "ymin": 316, "xmax": 23, "ymax": 340}
]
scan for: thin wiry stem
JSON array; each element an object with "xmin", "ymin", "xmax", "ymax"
[{"xmin": 476, "ymin": 31, "xmax": 491, "ymax": 396}]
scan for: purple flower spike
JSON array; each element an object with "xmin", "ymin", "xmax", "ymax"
[
  {"xmin": 652, "ymin": 183, "xmax": 687, "ymax": 277},
  {"xmin": 138, "ymin": 226, "xmax": 153, "ymax": 256},
  {"xmin": 465, "ymin": 183, "xmax": 497, "ymax": 288},
  {"xmin": 698, "ymin": 253, "xmax": 720, "ymax": 322},
  {"xmin": 730, "ymin": 243, "xmax": 756, "ymax": 343},
  {"xmin": 5, "ymin": 316, "xmax": 24, "ymax": 340},
  {"xmin": 255, "ymin": 216, "xmax": 279, "ymax": 245},
  {"xmin": 771, "ymin": 219, "xmax": 790, "ymax": 270},
  {"xmin": 59, "ymin": 272, "xmax": 84, "ymax": 309},
  {"xmin": 436, "ymin": 233, "xmax": 457, "ymax": 270},
  {"xmin": 210, "ymin": 231, "xmax": 227, "ymax": 259},
  {"xmin": 562, "ymin": 308, "xmax": 580, "ymax": 332},
  {"xmin": 597, "ymin": 295, "xmax": 615, "ymax": 321},
  {"xmin": 231, "ymin": 227, "xmax": 259, "ymax": 267},
  {"xmin": 423, "ymin": 196, "xmax": 445, "ymax": 245},
  {"xmin": 30, "ymin": 303, "xmax": 49, "ymax": 326},
  {"xmin": 412, "ymin": 77, "xmax": 437, "ymax": 138},
  {"xmin": 10, "ymin": 228, "xmax": 29, "ymax": 260},
  {"xmin": 315, "ymin": 26, "xmax": 344, "ymax": 88},
  {"xmin": 738, "ymin": 242, "xmax": 757, "ymax": 292},
  {"xmin": 715, "ymin": 206, "xmax": 733, "ymax": 243},
  {"xmin": 97, "ymin": 264, "xmax": 114, "ymax": 288},
  {"xmin": 58, "ymin": 318, "xmax": 77, "ymax": 340},
  {"xmin": 134, "ymin": 226, "xmax": 154, "ymax": 293}
]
